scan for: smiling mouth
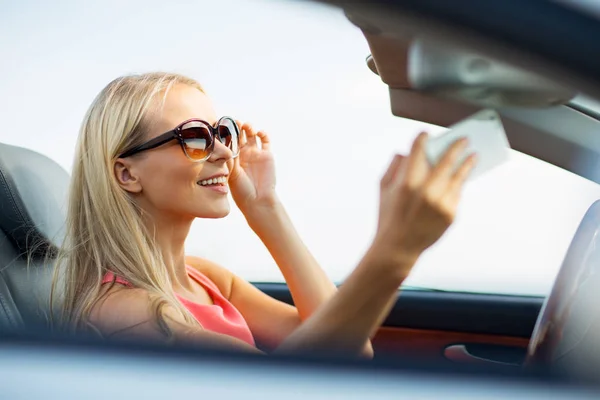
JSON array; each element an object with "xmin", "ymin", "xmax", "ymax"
[{"xmin": 197, "ymin": 176, "xmax": 228, "ymax": 186}]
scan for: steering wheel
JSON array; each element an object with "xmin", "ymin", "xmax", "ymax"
[{"xmin": 525, "ymin": 200, "xmax": 600, "ymax": 381}]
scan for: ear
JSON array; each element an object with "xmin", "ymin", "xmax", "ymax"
[{"xmin": 114, "ymin": 159, "xmax": 143, "ymax": 194}]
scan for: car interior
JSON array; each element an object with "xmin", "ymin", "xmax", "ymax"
[{"xmin": 2, "ymin": 0, "xmax": 600, "ymax": 386}]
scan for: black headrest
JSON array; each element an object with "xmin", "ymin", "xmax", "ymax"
[{"xmin": 0, "ymin": 143, "xmax": 69, "ymax": 257}]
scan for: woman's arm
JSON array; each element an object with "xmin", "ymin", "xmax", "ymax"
[
  {"xmin": 212, "ymin": 130, "xmax": 475, "ymax": 357},
  {"xmin": 228, "ymin": 122, "xmax": 372, "ymax": 356},
  {"xmin": 189, "ymin": 241, "xmax": 411, "ymax": 358},
  {"xmin": 245, "ymin": 203, "xmax": 374, "ymax": 356},
  {"xmin": 186, "ymin": 256, "xmax": 314, "ymax": 353},
  {"xmin": 272, "ymin": 133, "xmax": 476, "ymax": 357},
  {"xmin": 272, "ymin": 245, "xmax": 412, "ymax": 357},
  {"xmin": 187, "ymin": 211, "xmax": 375, "ymax": 357}
]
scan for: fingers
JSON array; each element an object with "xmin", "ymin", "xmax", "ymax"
[
  {"xmin": 451, "ymin": 153, "xmax": 477, "ymax": 189},
  {"xmin": 444, "ymin": 153, "xmax": 477, "ymax": 210},
  {"xmin": 381, "ymin": 154, "xmax": 406, "ymax": 187},
  {"xmin": 396, "ymin": 132, "xmax": 476, "ymax": 206},
  {"xmin": 236, "ymin": 120, "xmax": 248, "ymax": 147},
  {"xmin": 405, "ymin": 132, "xmax": 428, "ymax": 176},
  {"xmin": 430, "ymin": 137, "xmax": 469, "ymax": 180},
  {"xmin": 405, "ymin": 132, "xmax": 430, "ymax": 186},
  {"xmin": 240, "ymin": 122, "xmax": 257, "ymax": 148},
  {"xmin": 256, "ymin": 130, "xmax": 270, "ymax": 151},
  {"xmin": 236, "ymin": 121, "xmax": 270, "ymax": 150},
  {"xmin": 437, "ymin": 138, "xmax": 469, "ymax": 170}
]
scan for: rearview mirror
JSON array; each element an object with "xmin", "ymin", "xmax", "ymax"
[{"xmin": 407, "ymin": 38, "xmax": 577, "ymax": 108}]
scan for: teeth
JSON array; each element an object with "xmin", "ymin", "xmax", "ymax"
[{"xmin": 198, "ymin": 176, "xmax": 227, "ymax": 186}]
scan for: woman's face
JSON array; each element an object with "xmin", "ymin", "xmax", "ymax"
[{"xmin": 116, "ymin": 84, "xmax": 235, "ymax": 222}]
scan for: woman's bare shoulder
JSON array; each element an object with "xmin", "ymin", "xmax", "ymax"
[
  {"xmin": 89, "ymin": 286, "xmax": 169, "ymax": 339},
  {"xmin": 88, "ymin": 280, "xmax": 263, "ymax": 354},
  {"xmin": 185, "ymin": 255, "xmax": 235, "ymax": 299}
]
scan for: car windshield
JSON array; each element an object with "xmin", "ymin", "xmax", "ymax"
[{"xmin": 2, "ymin": 0, "xmax": 600, "ymax": 297}]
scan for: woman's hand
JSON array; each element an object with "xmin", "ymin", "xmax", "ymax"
[
  {"xmin": 229, "ymin": 122, "xmax": 279, "ymax": 215},
  {"xmin": 371, "ymin": 131, "xmax": 476, "ymax": 267},
  {"xmin": 272, "ymin": 133, "xmax": 474, "ymax": 356}
]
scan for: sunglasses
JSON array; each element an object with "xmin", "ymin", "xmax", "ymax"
[{"xmin": 119, "ymin": 116, "xmax": 240, "ymax": 162}]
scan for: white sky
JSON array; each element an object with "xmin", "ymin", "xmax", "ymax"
[{"xmin": 2, "ymin": 0, "xmax": 600, "ymax": 295}]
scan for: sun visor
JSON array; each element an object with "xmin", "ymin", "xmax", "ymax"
[
  {"xmin": 361, "ymin": 31, "xmax": 412, "ymax": 89},
  {"xmin": 348, "ymin": 6, "xmax": 576, "ymax": 110},
  {"xmin": 388, "ymin": 88, "xmax": 479, "ymax": 127}
]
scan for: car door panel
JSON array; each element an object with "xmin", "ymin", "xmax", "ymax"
[
  {"xmin": 374, "ymin": 328, "xmax": 528, "ymax": 365},
  {"xmin": 254, "ymin": 283, "xmax": 542, "ymax": 364}
]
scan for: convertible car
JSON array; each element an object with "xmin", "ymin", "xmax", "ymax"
[{"xmin": 1, "ymin": 0, "xmax": 600, "ymax": 397}]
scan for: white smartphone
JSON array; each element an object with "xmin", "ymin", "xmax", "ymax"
[{"xmin": 424, "ymin": 109, "xmax": 510, "ymax": 180}]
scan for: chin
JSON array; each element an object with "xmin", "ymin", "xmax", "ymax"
[
  {"xmin": 195, "ymin": 203, "xmax": 231, "ymax": 219},
  {"xmin": 203, "ymin": 209, "xmax": 230, "ymax": 219}
]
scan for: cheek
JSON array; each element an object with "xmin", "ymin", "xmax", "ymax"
[{"xmin": 139, "ymin": 154, "xmax": 200, "ymax": 204}]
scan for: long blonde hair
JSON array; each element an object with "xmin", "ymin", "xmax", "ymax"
[{"xmin": 51, "ymin": 72, "xmax": 204, "ymax": 336}]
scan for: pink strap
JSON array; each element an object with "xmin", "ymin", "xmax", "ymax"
[
  {"xmin": 185, "ymin": 265, "xmax": 222, "ymax": 295},
  {"xmin": 102, "ymin": 267, "xmax": 221, "ymax": 293},
  {"xmin": 102, "ymin": 271, "xmax": 133, "ymax": 287}
]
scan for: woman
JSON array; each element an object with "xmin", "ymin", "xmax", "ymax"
[{"xmin": 51, "ymin": 72, "xmax": 475, "ymax": 357}]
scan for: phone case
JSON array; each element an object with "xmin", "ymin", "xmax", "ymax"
[{"xmin": 424, "ymin": 109, "xmax": 510, "ymax": 180}]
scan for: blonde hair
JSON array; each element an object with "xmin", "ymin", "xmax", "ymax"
[{"xmin": 51, "ymin": 72, "xmax": 204, "ymax": 337}]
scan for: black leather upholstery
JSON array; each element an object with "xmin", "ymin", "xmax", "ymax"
[{"xmin": 0, "ymin": 142, "xmax": 68, "ymax": 330}]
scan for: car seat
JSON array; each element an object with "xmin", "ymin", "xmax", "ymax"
[{"xmin": 0, "ymin": 142, "xmax": 68, "ymax": 331}]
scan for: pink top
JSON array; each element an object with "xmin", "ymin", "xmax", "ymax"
[{"xmin": 102, "ymin": 265, "xmax": 255, "ymax": 346}]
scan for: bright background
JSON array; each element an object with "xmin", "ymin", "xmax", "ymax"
[{"xmin": 2, "ymin": 0, "xmax": 600, "ymax": 295}]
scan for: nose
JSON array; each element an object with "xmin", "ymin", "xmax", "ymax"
[{"xmin": 208, "ymin": 138, "xmax": 233, "ymax": 163}]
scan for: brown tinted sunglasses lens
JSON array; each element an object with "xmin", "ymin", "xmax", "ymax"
[{"xmin": 180, "ymin": 125, "xmax": 213, "ymax": 160}]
